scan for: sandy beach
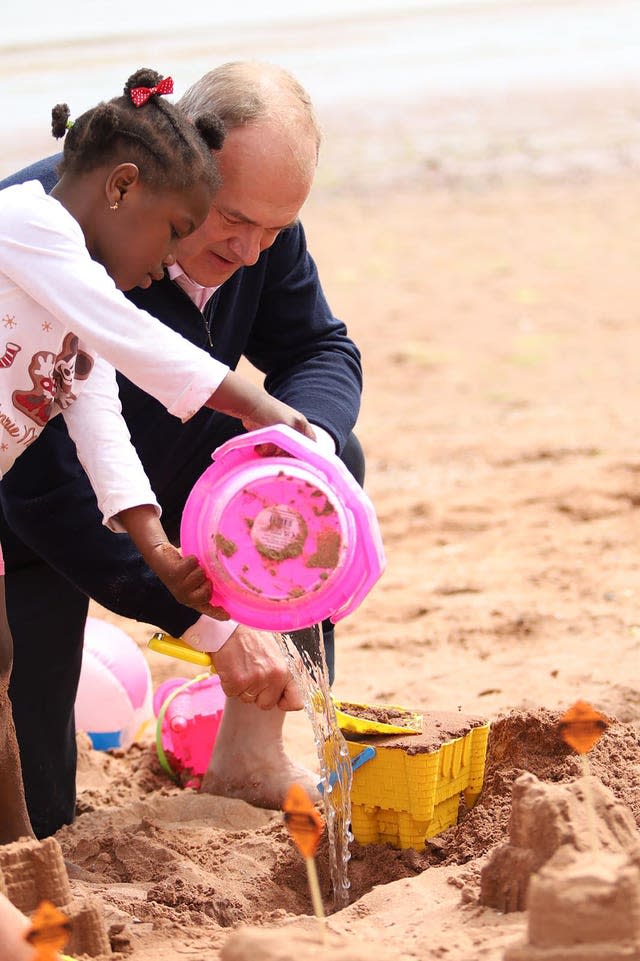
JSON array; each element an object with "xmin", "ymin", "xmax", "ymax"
[
  {"xmin": 48, "ymin": 167, "xmax": 639, "ymax": 960},
  {"xmin": 2, "ymin": 1, "xmax": 640, "ymax": 957}
]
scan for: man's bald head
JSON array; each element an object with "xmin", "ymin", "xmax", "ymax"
[
  {"xmin": 174, "ymin": 61, "xmax": 320, "ymax": 287},
  {"xmin": 178, "ymin": 60, "xmax": 321, "ymax": 174}
]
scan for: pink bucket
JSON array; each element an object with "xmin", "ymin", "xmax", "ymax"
[
  {"xmin": 180, "ymin": 425, "xmax": 385, "ymax": 631},
  {"xmin": 154, "ymin": 675, "xmax": 226, "ymax": 786}
]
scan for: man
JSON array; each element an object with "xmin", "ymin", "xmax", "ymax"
[{"xmin": 0, "ymin": 61, "xmax": 363, "ymax": 838}]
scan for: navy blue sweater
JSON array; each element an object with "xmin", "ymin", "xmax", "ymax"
[{"xmin": 0, "ymin": 155, "xmax": 362, "ymax": 636}]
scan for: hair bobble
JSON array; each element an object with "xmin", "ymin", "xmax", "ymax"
[{"xmin": 51, "ymin": 103, "xmax": 74, "ymax": 140}]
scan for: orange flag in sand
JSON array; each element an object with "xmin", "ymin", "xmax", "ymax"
[
  {"xmin": 559, "ymin": 700, "xmax": 610, "ymax": 754},
  {"xmin": 283, "ymin": 784, "xmax": 326, "ymax": 925},
  {"xmin": 25, "ymin": 900, "xmax": 71, "ymax": 959},
  {"xmin": 283, "ymin": 783, "xmax": 325, "ymax": 859}
]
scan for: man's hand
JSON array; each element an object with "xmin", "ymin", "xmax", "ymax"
[{"xmin": 211, "ymin": 625, "xmax": 304, "ymax": 711}]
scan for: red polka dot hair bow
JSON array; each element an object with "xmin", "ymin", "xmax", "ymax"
[{"xmin": 130, "ymin": 76, "xmax": 174, "ymax": 107}]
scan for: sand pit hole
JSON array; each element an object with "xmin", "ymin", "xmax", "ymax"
[{"xmin": 59, "ymin": 792, "xmax": 423, "ymax": 930}]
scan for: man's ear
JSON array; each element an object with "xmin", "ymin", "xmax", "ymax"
[{"xmin": 105, "ymin": 163, "xmax": 140, "ymax": 207}]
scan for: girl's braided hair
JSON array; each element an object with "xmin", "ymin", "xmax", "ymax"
[{"xmin": 51, "ymin": 68, "xmax": 224, "ymax": 193}]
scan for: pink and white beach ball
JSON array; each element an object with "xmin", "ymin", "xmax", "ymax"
[{"xmin": 75, "ymin": 617, "xmax": 153, "ymax": 750}]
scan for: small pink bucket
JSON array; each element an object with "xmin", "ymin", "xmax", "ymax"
[
  {"xmin": 153, "ymin": 675, "xmax": 225, "ymax": 786},
  {"xmin": 180, "ymin": 426, "xmax": 385, "ymax": 631}
]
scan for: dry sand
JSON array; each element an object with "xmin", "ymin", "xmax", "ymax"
[{"xmin": 6, "ymin": 38, "xmax": 640, "ymax": 959}]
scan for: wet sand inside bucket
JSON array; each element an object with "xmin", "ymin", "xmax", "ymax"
[{"xmin": 342, "ymin": 708, "xmax": 486, "ymax": 750}]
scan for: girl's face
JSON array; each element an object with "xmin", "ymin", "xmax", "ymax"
[{"xmin": 95, "ymin": 178, "xmax": 212, "ymax": 291}]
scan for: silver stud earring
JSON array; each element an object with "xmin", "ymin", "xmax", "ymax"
[{"xmin": 109, "ymin": 201, "xmax": 119, "ymax": 211}]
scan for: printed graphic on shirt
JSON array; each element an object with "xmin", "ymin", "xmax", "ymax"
[
  {"xmin": 12, "ymin": 331, "xmax": 94, "ymax": 427},
  {"xmin": 0, "ymin": 341, "xmax": 21, "ymax": 368}
]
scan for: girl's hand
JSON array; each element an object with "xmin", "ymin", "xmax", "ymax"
[
  {"xmin": 117, "ymin": 506, "xmax": 229, "ymax": 620},
  {"xmin": 240, "ymin": 395, "xmax": 315, "ymax": 440},
  {"xmin": 206, "ymin": 372, "xmax": 316, "ymax": 441},
  {"xmin": 147, "ymin": 544, "xmax": 230, "ymax": 620}
]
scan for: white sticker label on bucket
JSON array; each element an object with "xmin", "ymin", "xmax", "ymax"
[{"xmin": 252, "ymin": 506, "xmax": 307, "ymax": 560}]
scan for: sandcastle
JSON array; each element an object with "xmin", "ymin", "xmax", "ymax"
[
  {"xmin": 480, "ymin": 770, "xmax": 640, "ymax": 912},
  {"xmin": 479, "ymin": 771, "xmax": 640, "ymax": 960},
  {"xmin": 0, "ymin": 836, "xmax": 112, "ymax": 957},
  {"xmin": 506, "ymin": 847, "xmax": 640, "ymax": 961}
]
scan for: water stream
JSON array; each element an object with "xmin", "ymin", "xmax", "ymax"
[{"xmin": 282, "ymin": 624, "xmax": 353, "ymax": 911}]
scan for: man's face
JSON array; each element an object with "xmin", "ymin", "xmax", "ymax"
[{"xmin": 175, "ymin": 122, "xmax": 316, "ymax": 287}]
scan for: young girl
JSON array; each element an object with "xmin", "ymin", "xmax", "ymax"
[{"xmin": 0, "ymin": 68, "xmax": 314, "ymax": 843}]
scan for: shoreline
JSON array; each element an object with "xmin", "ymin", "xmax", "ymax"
[
  {"xmin": 4, "ymin": 81, "xmax": 640, "ymax": 192},
  {"xmin": 2, "ymin": 2, "xmax": 639, "ymax": 186}
]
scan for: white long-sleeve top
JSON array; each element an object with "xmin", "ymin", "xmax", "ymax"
[{"xmin": 0, "ymin": 180, "xmax": 230, "ymax": 529}]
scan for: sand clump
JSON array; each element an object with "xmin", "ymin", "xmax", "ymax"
[{"xmin": 220, "ymin": 924, "xmax": 401, "ymax": 961}]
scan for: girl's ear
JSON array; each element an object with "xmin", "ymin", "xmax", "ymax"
[{"xmin": 105, "ymin": 163, "xmax": 140, "ymax": 207}]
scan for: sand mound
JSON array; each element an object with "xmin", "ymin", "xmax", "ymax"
[
  {"xmin": 424, "ymin": 709, "xmax": 640, "ymax": 867},
  {"xmin": 57, "ymin": 788, "xmax": 420, "ymax": 933},
  {"xmin": 74, "ymin": 734, "xmax": 173, "ymax": 816},
  {"xmin": 220, "ymin": 924, "xmax": 400, "ymax": 961}
]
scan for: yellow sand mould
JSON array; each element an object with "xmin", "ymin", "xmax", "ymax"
[{"xmin": 345, "ymin": 719, "xmax": 490, "ymax": 850}]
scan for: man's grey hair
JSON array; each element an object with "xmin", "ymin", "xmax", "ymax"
[{"xmin": 177, "ymin": 60, "xmax": 322, "ymax": 161}]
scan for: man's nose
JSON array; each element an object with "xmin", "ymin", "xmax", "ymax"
[{"xmin": 228, "ymin": 227, "xmax": 263, "ymax": 266}]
